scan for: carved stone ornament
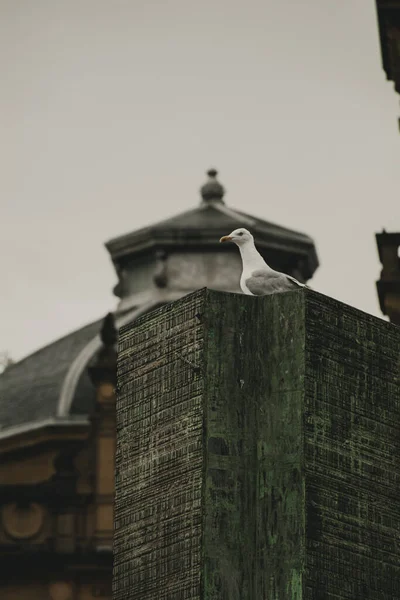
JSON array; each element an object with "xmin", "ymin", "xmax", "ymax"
[{"xmin": 2, "ymin": 502, "xmax": 45, "ymax": 540}]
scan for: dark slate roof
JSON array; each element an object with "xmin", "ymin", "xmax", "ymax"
[
  {"xmin": 106, "ymin": 202, "xmax": 317, "ymax": 263},
  {"xmin": 0, "ymin": 319, "xmax": 102, "ymax": 433}
]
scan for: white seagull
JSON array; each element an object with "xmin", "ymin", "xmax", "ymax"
[{"xmin": 220, "ymin": 228, "xmax": 305, "ymax": 296}]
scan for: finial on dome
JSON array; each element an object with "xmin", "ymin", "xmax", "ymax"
[{"xmin": 200, "ymin": 168, "xmax": 225, "ymax": 204}]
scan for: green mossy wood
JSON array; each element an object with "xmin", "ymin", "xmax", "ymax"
[{"xmin": 113, "ymin": 288, "xmax": 400, "ymax": 600}]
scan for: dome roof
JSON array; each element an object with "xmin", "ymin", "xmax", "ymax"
[{"xmin": 0, "ymin": 319, "xmax": 101, "ymax": 435}]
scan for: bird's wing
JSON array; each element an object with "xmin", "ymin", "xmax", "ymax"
[
  {"xmin": 245, "ymin": 269, "xmax": 303, "ymax": 296},
  {"xmin": 285, "ymin": 274, "xmax": 305, "ymax": 288}
]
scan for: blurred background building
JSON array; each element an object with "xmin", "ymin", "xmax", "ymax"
[
  {"xmin": 0, "ymin": 170, "xmax": 319, "ymax": 600},
  {"xmin": 375, "ymin": 0, "xmax": 400, "ymax": 325}
]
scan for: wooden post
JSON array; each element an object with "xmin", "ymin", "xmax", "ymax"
[{"xmin": 113, "ymin": 288, "xmax": 400, "ymax": 600}]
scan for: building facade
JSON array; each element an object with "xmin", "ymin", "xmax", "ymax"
[
  {"xmin": 375, "ymin": 1, "xmax": 400, "ymax": 325},
  {"xmin": 0, "ymin": 170, "xmax": 319, "ymax": 600}
]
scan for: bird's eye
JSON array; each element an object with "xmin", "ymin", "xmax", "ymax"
[{"xmin": 238, "ymin": 232, "xmax": 244, "ymax": 236}]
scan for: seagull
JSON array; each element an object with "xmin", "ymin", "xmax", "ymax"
[{"xmin": 220, "ymin": 228, "xmax": 305, "ymax": 296}]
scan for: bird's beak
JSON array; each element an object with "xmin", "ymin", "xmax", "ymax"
[{"xmin": 219, "ymin": 235, "xmax": 233, "ymax": 243}]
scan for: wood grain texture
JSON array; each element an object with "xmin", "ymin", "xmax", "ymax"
[
  {"xmin": 114, "ymin": 288, "xmax": 400, "ymax": 600},
  {"xmin": 304, "ymin": 292, "xmax": 400, "ymax": 599},
  {"xmin": 114, "ymin": 291, "xmax": 205, "ymax": 600}
]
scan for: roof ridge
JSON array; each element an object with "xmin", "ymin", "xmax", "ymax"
[
  {"xmin": 212, "ymin": 202, "xmax": 257, "ymax": 228},
  {"xmin": 105, "ymin": 205, "xmax": 213, "ymax": 249}
]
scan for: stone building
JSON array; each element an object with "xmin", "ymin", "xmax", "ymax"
[
  {"xmin": 0, "ymin": 170, "xmax": 318, "ymax": 600},
  {"xmin": 376, "ymin": 231, "xmax": 400, "ymax": 325},
  {"xmin": 374, "ymin": 1, "xmax": 400, "ymax": 325}
]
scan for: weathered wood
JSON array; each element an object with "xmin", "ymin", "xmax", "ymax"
[{"xmin": 114, "ymin": 288, "xmax": 400, "ymax": 600}]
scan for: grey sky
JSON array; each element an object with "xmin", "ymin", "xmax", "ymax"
[{"xmin": 1, "ymin": 0, "xmax": 399, "ymax": 361}]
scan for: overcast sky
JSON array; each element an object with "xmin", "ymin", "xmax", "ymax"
[{"xmin": 1, "ymin": 0, "xmax": 399, "ymax": 362}]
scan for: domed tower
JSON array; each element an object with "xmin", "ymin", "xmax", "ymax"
[
  {"xmin": 0, "ymin": 170, "xmax": 319, "ymax": 599},
  {"xmin": 107, "ymin": 168, "xmax": 317, "ymax": 315}
]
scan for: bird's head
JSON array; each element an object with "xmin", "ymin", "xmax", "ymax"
[{"xmin": 219, "ymin": 228, "xmax": 254, "ymax": 247}]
